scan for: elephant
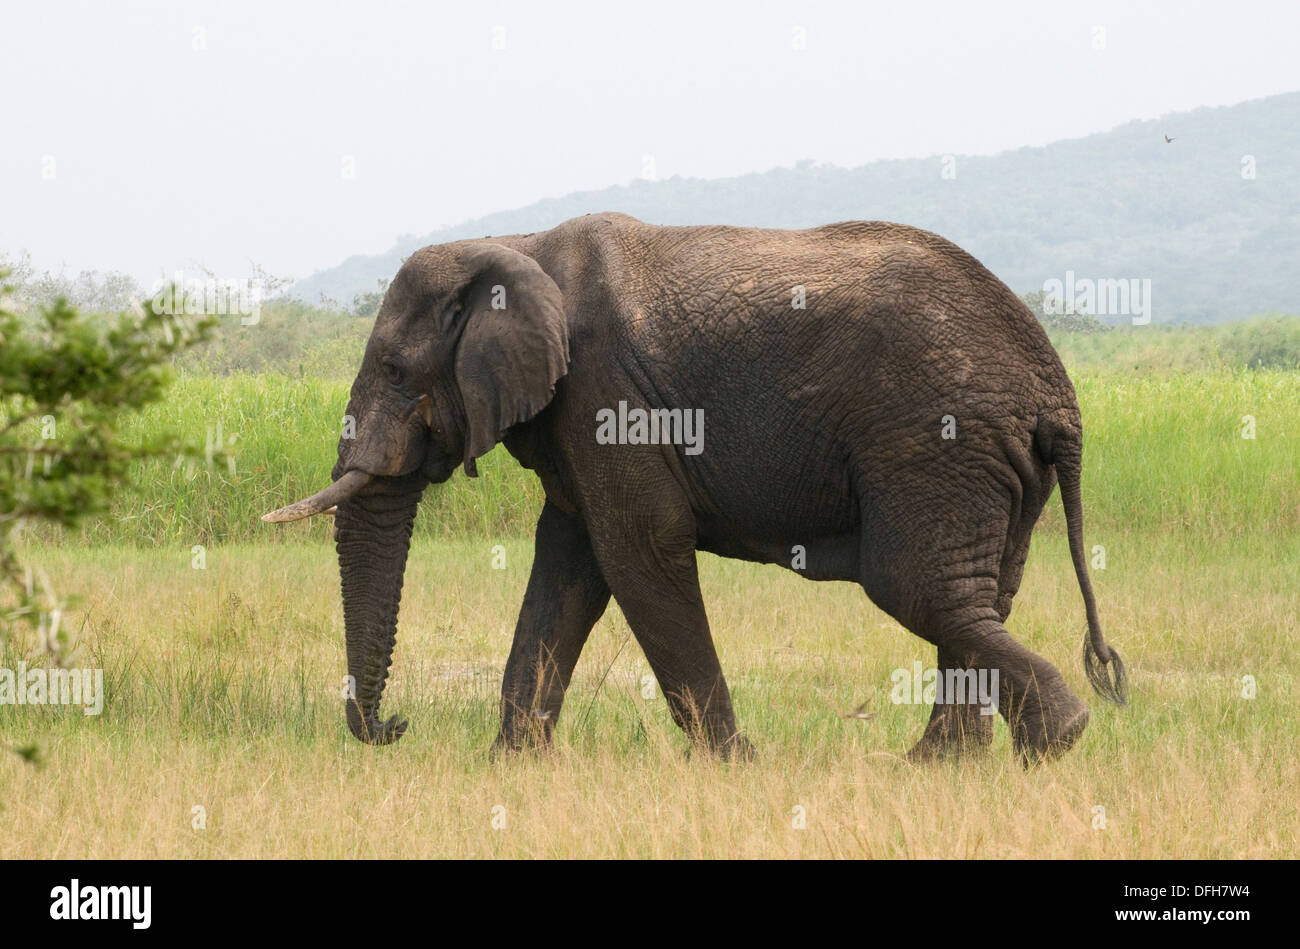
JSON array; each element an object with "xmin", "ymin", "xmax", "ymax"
[{"xmin": 264, "ymin": 212, "xmax": 1127, "ymax": 763}]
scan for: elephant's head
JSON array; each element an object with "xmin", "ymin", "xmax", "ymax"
[{"xmin": 263, "ymin": 242, "xmax": 568, "ymax": 743}]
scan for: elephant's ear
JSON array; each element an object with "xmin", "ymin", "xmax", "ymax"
[{"xmin": 453, "ymin": 244, "xmax": 569, "ymax": 477}]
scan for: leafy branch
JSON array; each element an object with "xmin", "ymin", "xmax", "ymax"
[{"xmin": 1, "ymin": 276, "xmax": 231, "ymax": 761}]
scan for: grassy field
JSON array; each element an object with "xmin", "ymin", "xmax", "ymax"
[
  {"xmin": 2, "ymin": 356, "xmax": 1298, "ymax": 858},
  {"xmin": 3, "ymin": 531, "xmax": 1296, "ymax": 858}
]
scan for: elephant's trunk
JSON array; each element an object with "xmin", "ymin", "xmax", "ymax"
[{"xmin": 334, "ymin": 481, "xmax": 423, "ymax": 744}]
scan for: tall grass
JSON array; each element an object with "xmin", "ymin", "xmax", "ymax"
[
  {"xmin": 32, "ymin": 372, "xmax": 545, "ymax": 547},
  {"xmin": 1040, "ymin": 369, "xmax": 1299, "ymax": 538},
  {"xmin": 1048, "ymin": 315, "xmax": 1300, "ymax": 372},
  {"xmin": 25, "ymin": 366, "xmax": 1299, "ymax": 547}
]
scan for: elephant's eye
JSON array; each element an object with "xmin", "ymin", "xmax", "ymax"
[{"xmin": 382, "ymin": 360, "xmax": 402, "ymax": 386}]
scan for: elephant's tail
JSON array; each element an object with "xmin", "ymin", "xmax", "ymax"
[{"xmin": 1035, "ymin": 413, "xmax": 1128, "ymax": 705}]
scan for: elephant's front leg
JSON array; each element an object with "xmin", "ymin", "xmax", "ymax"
[
  {"xmin": 585, "ymin": 488, "xmax": 753, "ymax": 761},
  {"xmin": 495, "ymin": 501, "xmax": 611, "ymax": 752}
]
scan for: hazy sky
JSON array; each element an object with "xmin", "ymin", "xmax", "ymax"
[{"xmin": 3, "ymin": 0, "xmax": 1298, "ymax": 287}]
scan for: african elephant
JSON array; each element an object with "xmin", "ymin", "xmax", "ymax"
[{"xmin": 264, "ymin": 212, "xmax": 1126, "ymax": 763}]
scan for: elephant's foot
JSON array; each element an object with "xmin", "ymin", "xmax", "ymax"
[
  {"xmin": 488, "ymin": 734, "xmax": 538, "ymax": 760},
  {"xmin": 489, "ymin": 732, "xmax": 556, "ymax": 760},
  {"xmin": 672, "ymin": 705, "xmax": 755, "ymax": 762},
  {"xmin": 684, "ymin": 732, "xmax": 756, "ymax": 763},
  {"xmin": 907, "ymin": 700, "xmax": 995, "ymax": 762},
  {"xmin": 491, "ymin": 706, "xmax": 558, "ymax": 758},
  {"xmin": 1005, "ymin": 676, "xmax": 1089, "ymax": 766},
  {"xmin": 719, "ymin": 732, "xmax": 757, "ymax": 762}
]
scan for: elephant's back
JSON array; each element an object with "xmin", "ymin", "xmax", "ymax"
[
  {"xmin": 593, "ymin": 216, "xmax": 1071, "ymax": 403},
  {"xmin": 542, "ymin": 213, "xmax": 1078, "ymax": 437}
]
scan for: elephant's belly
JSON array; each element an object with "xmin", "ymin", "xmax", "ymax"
[
  {"xmin": 683, "ymin": 438, "xmax": 857, "ymax": 530},
  {"xmin": 695, "ymin": 519, "xmax": 861, "ymax": 582},
  {"xmin": 676, "ymin": 405, "xmax": 861, "ymax": 578}
]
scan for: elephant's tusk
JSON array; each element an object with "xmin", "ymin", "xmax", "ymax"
[{"xmin": 261, "ymin": 470, "xmax": 372, "ymax": 523}]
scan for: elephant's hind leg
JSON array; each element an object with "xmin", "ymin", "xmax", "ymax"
[
  {"xmin": 859, "ymin": 474, "xmax": 1087, "ymax": 764},
  {"xmin": 899, "ymin": 601, "xmax": 1088, "ymax": 764},
  {"xmin": 995, "ymin": 462, "xmax": 1053, "ymax": 623},
  {"xmin": 944, "ymin": 612, "xmax": 1089, "ymax": 764},
  {"xmin": 911, "ymin": 504, "xmax": 1042, "ymax": 760},
  {"xmin": 906, "ymin": 643, "xmax": 995, "ymax": 761}
]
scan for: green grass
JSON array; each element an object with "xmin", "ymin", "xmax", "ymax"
[
  {"xmin": 1048, "ymin": 315, "xmax": 1300, "ymax": 372},
  {"xmin": 23, "ymin": 365, "xmax": 1299, "ymax": 547},
  {"xmin": 28, "ymin": 372, "xmax": 545, "ymax": 547},
  {"xmin": 1043, "ymin": 369, "xmax": 1299, "ymax": 538}
]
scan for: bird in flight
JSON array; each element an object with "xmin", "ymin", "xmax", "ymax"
[
  {"xmin": 842, "ymin": 701, "xmax": 875, "ymax": 720},
  {"xmin": 1164, "ymin": 135, "xmax": 1175, "ymax": 143}
]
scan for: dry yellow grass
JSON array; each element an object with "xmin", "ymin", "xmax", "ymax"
[{"xmin": 3, "ymin": 530, "xmax": 1295, "ymax": 858}]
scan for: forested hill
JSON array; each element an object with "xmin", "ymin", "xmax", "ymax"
[{"xmin": 293, "ymin": 91, "xmax": 1299, "ymax": 324}]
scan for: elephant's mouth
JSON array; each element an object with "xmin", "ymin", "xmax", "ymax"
[
  {"xmin": 262, "ymin": 394, "xmax": 442, "ymax": 524},
  {"xmin": 261, "ymin": 468, "xmax": 373, "ymax": 522}
]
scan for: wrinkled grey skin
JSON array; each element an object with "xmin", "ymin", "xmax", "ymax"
[{"xmin": 266, "ymin": 212, "xmax": 1126, "ymax": 763}]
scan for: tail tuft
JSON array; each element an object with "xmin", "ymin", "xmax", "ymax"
[{"xmin": 1083, "ymin": 633, "xmax": 1128, "ymax": 705}]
